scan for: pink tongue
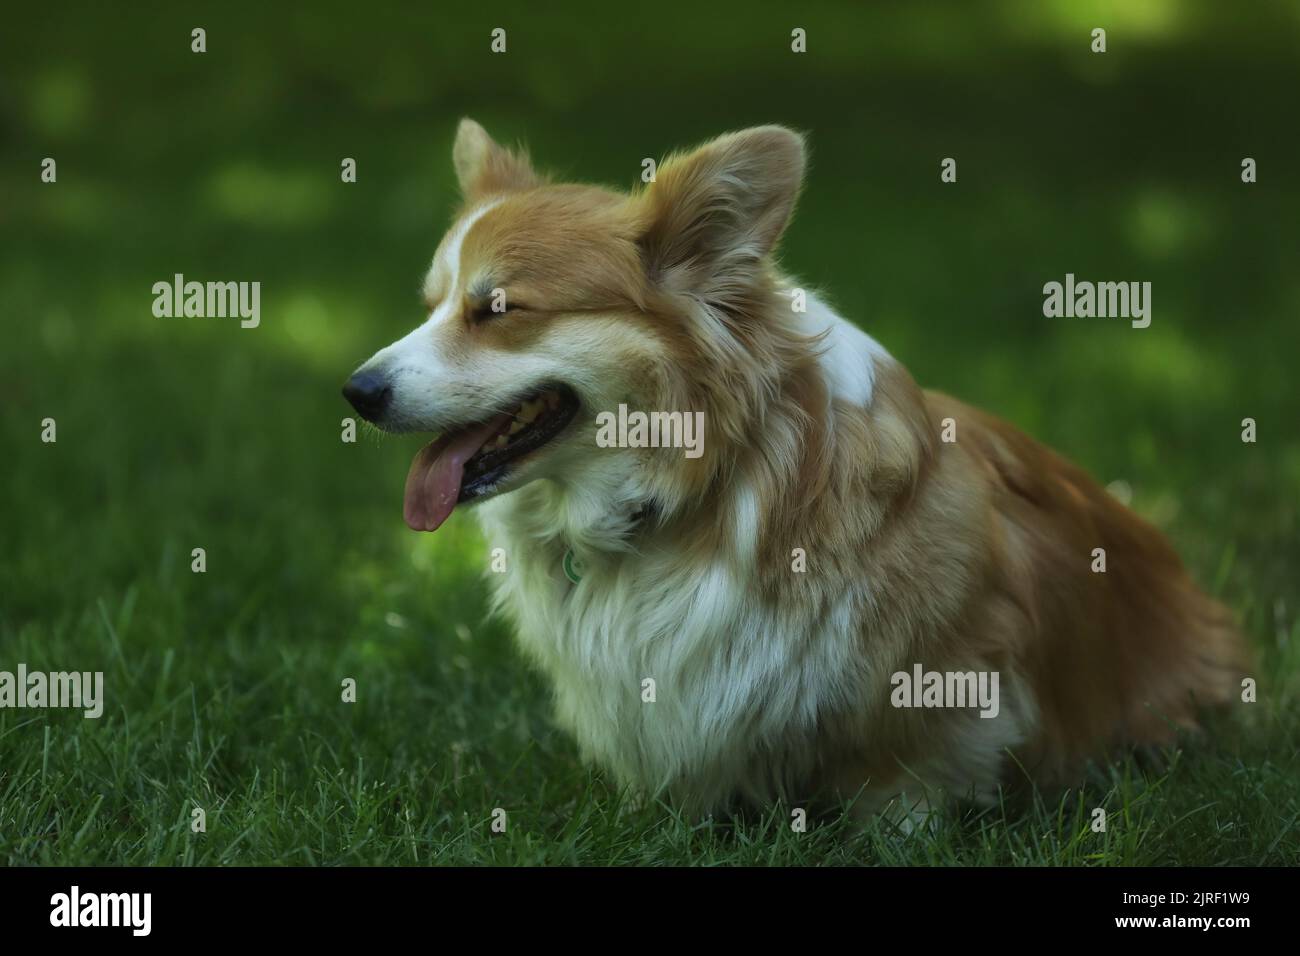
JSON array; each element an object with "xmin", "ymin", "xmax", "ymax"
[{"xmin": 403, "ymin": 414, "xmax": 511, "ymax": 532}]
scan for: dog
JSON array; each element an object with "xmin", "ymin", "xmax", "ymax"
[{"xmin": 344, "ymin": 119, "xmax": 1248, "ymax": 820}]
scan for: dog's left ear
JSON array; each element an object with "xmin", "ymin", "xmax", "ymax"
[
  {"xmin": 636, "ymin": 126, "xmax": 806, "ymax": 305},
  {"xmin": 452, "ymin": 118, "xmax": 539, "ymax": 198}
]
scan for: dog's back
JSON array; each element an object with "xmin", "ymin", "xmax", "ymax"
[{"xmin": 923, "ymin": 391, "xmax": 1247, "ymax": 788}]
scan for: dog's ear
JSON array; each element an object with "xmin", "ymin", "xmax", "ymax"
[
  {"xmin": 452, "ymin": 118, "xmax": 539, "ymax": 198},
  {"xmin": 636, "ymin": 126, "xmax": 806, "ymax": 305}
]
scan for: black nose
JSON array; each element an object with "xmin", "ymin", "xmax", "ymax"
[{"xmin": 342, "ymin": 371, "xmax": 392, "ymax": 422}]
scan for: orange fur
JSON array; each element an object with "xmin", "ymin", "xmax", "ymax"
[{"xmin": 352, "ymin": 119, "xmax": 1251, "ymax": 816}]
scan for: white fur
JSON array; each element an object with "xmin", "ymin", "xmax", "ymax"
[
  {"xmin": 357, "ymin": 199, "xmax": 504, "ymax": 432},
  {"xmin": 788, "ymin": 290, "xmax": 890, "ymax": 408},
  {"xmin": 480, "ymin": 485, "xmax": 877, "ymax": 812}
]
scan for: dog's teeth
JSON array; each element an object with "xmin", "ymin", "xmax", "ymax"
[
  {"xmin": 508, "ymin": 420, "xmax": 525, "ymax": 435},
  {"xmin": 492, "ymin": 435, "xmax": 508, "ymax": 449},
  {"xmin": 520, "ymin": 400, "xmax": 541, "ymax": 422}
]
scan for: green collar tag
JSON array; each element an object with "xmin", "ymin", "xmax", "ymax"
[{"xmin": 562, "ymin": 548, "xmax": 584, "ymax": 584}]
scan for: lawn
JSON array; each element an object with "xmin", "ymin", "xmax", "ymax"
[{"xmin": 1, "ymin": 1, "xmax": 1297, "ymax": 865}]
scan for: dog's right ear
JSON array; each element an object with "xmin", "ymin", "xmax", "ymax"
[{"xmin": 452, "ymin": 118, "xmax": 539, "ymax": 199}]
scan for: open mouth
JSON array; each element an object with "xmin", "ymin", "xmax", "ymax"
[{"xmin": 403, "ymin": 384, "xmax": 580, "ymax": 532}]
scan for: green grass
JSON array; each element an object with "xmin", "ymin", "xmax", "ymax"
[
  {"xmin": 2, "ymin": 1, "xmax": 1298, "ymax": 865},
  {"xmin": 1, "ymin": 599, "xmax": 1296, "ymax": 864}
]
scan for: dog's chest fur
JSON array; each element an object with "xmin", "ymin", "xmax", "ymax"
[{"xmin": 476, "ymin": 489, "xmax": 876, "ymax": 814}]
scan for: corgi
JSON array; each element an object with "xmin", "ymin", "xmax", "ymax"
[{"xmin": 344, "ymin": 119, "xmax": 1248, "ymax": 820}]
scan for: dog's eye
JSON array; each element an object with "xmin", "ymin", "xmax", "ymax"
[{"xmin": 472, "ymin": 301, "xmax": 517, "ymax": 322}]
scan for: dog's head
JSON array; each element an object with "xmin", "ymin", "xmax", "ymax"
[{"xmin": 345, "ymin": 119, "xmax": 806, "ymax": 532}]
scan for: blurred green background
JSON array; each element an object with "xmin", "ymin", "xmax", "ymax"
[{"xmin": 1, "ymin": 1, "xmax": 1297, "ymax": 864}]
